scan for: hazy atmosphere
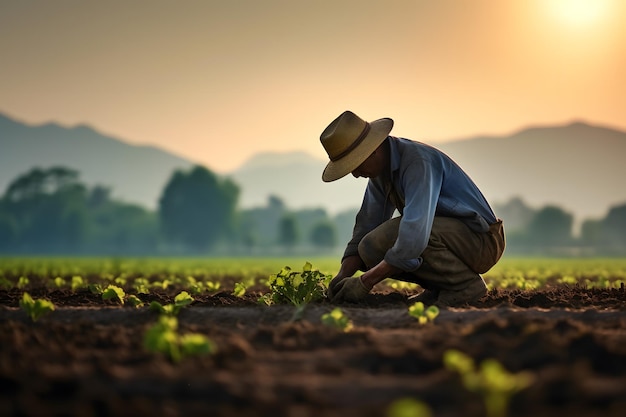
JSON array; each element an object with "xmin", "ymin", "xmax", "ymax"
[{"xmin": 2, "ymin": 0, "xmax": 625, "ymax": 173}]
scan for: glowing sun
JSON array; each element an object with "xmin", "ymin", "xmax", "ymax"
[{"xmin": 546, "ymin": 0, "xmax": 612, "ymax": 26}]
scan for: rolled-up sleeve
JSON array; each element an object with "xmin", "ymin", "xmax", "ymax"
[{"xmin": 383, "ymin": 158, "xmax": 443, "ymax": 271}]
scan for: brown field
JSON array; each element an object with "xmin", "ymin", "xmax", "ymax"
[{"xmin": 1, "ymin": 286, "xmax": 626, "ymax": 417}]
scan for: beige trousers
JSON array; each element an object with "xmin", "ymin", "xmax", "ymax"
[{"xmin": 357, "ymin": 216, "xmax": 505, "ymax": 291}]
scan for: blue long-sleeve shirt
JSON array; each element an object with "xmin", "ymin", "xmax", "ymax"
[{"xmin": 344, "ymin": 136, "xmax": 497, "ymax": 272}]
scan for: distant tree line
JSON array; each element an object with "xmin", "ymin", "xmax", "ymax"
[
  {"xmin": 493, "ymin": 197, "xmax": 626, "ymax": 255},
  {"xmin": 1, "ymin": 165, "xmax": 625, "ymax": 256},
  {"xmin": 0, "ymin": 165, "xmax": 353, "ymax": 255}
]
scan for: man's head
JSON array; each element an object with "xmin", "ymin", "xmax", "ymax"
[{"xmin": 320, "ymin": 110, "xmax": 393, "ymax": 182}]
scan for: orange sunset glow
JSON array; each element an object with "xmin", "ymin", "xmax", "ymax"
[{"xmin": 1, "ymin": 0, "xmax": 624, "ymax": 172}]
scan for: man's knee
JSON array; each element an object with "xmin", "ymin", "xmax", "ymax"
[
  {"xmin": 358, "ymin": 233, "xmax": 384, "ymax": 269},
  {"xmin": 357, "ymin": 217, "xmax": 401, "ymax": 269}
]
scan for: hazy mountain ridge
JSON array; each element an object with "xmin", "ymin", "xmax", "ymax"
[
  {"xmin": 1, "ymin": 113, "xmax": 194, "ymax": 208},
  {"xmin": 2, "ymin": 112, "xmax": 625, "ymax": 223}
]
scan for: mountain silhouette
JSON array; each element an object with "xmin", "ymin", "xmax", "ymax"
[
  {"xmin": 1, "ymin": 113, "xmax": 193, "ymax": 209},
  {"xmin": 2, "ymin": 112, "xmax": 625, "ymax": 224}
]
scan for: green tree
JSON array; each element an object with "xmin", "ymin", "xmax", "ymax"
[
  {"xmin": 0, "ymin": 209, "xmax": 18, "ymax": 250},
  {"xmin": 159, "ymin": 165, "xmax": 239, "ymax": 252},
  {"xmin": 602, "ymin": 203, "xmax": 626, "ymax": 247},
  {"xmin": 526, "ymin": 205, "xmax": 573, "ymax": 246},
  {"xmin": 309, "ymin": 220, "xmax": 337, "ymax": 250},
  {"xmin": 277, "ymin": 214, "xmax": 299, "ymax": 250},
  {"xmin": 3, "ymin": 167, "xmax": 87, "ymax": 252}
]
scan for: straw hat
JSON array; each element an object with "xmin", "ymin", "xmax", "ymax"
[{"xmin": 320, "ymin": 110, "xmax": 394, "ymax": 182}]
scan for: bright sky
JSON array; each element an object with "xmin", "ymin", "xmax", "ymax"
[{"xmin": 1, "ymin": 0, "xmax": 625, "ymax": 173}]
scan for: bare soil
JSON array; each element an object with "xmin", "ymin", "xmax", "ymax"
[{"xmin": 1, "ymin": 286, "xmax": 626, "ymax": 417}]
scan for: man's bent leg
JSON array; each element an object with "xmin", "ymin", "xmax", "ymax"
[
  {"xmin": 357, "ymin": 217, "xmax": 401, "ymax": 269},
  {"xmin": 358, "ymin": 217, "xmax": 451, "ymax": 302},
  {"xmin": 413, "ymin": 217, "xmax": 495, "ymax": 305}
]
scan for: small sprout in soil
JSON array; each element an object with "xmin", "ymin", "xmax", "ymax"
[
  {"xmin": 149, "ymin": 291, "xmax": 194, "ymax": 316},
  {"xmin": 88, "ymin": 283, "xmax": 103, "ymax": 295},
  {"xmin": 232, "ymin": 282, "xmax": 246, "ymax": 297},
  {"xmin": 71, "ymin": 275, "xmax": 85, "ymax": 292},
  {"xmin": 321, "ymin": 307, "xmax": 353, "ymax": 332},
  {"xmin": 260, "ymin": 262, "xmax": 328, "ymax": 307},
  {"xmin": 133, "ymin": 277, "xmax": 151, "ymax": 294},
  {"xmin": 143, "ymin": 315, "xmax": 215, "ymax": 362},
  {"xmin": 259, "ymin": 262, "xmax": 329, "ymax": 321},
  {"xmin": 408, "ymin": 302, "xmax": 439, "ymax": 325},
  {"xmin": 53, "ymin": 277, "xmax": 66, "ymax": 288},
  {"xmin": 19, "ymin": 292, "xmax": 55, "ymax": 322},
  {"xmin": 205, "ymin": 281, "xmax": 221, "ymax": 292},
  {"xmin": 17, "ymin": 276, "xmax": 29, "ymax": 289},
  {"xmin": 127, "ymin": 295, "xmax": 144, "ymax": 308},
  {"xmin": 386, "ymin": 397, "xmax": 433, "ymax": 417},
  {"xmin": 102, "ymin": 285, "xmax": 126, "ymax": 305},
  {"xmin": 443, "ymin": 349, "xmax": 534, "ymax": 417}
]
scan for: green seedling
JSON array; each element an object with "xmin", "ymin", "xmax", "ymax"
[
  {"xmin": 205, "ymin": 281, "xmax": 221, "ymax": 292},
  {"xmin": 133, "ymin": 277, "xmax": 150, "ymax": 294},
  {"xmin": 127, "ymin": 294, "xmax": 144, "ymax": 308},
  {"xmin": 71, "ymin": 275, "xmax": 85, "ymax": 291},
  {"xmin": 53, "ymin": 277, "xmax": 66, "ymax": 288},
  {"xmin": 143, "ymin": 315, "xmax": 215, "ymax": 362},
  {"xmin": 88, "ymin": 283, "xmax": 103, "ymax": 294},
  {"xmin": 259, "ymin": 262, "xmax": 329, "ymax": 321},
  {"xmin": 19, "ymin": 292, "xmax": 55, "ymax": 321},
  {"xmin": 17, "ymin": 276, "xmax": 29, "ymax": 289},
  {"xmin": 232, "ymin": 282, "xmax": 246, "ymax": 297},
  {"xmin": 149, "ymin": 291, "xmax": 194, "ymax": 316},
  {"xmin": 321, "ymin": 307, "xmax": 353, "ymax": 332},
  {"xmin": 386, "ymin": 397, "xmax": 433, "ymax": 417},
  {"xmin": 443, "ymin": 349, "xmax": 534, "ymax": 417},
  {"xmin": 408, "ymin": 302, "xmax": 439, "ymax": 325},
  {"xmin": 102, "ymin": 285, "xmax": 125, "ymax": 305}
]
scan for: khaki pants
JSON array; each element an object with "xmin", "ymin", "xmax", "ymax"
[{"xmin": 357, "ymin": 216, "xmax": 505, "ymax": 291}]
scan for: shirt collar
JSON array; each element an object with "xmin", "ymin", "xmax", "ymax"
[{"xmin": 388, "ymin": 136, "xmax": 401, "ymax": 177}]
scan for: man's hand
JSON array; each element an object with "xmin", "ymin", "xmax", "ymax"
[
  {"xmin": 327, "ymin": 275, "xmax": 345, "ymax": 299},
  {"xmin": 330, "ymin": 277, "xmax": 371, "ymax": 303}
]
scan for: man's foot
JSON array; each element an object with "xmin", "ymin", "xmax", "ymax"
[
  {"xmin": 407, "ymin": 289, "xmax": 439, "ymax": 305},
  {"xmin": 436, "ymin": 277, "xmax": 487, "ymax": 307}
]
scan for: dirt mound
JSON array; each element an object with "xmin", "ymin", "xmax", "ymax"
[{"xmin": 2, "ymin": 287, "xmax": 626, "ymax": 417}]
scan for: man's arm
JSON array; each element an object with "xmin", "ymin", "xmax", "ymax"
[
  {"xmin": 359, "ymin": 259, "xmax": 402, "ymax": 290},
  {"xmin": 328, "ymin": 255, "xmax": 364, "ymax": 292}
]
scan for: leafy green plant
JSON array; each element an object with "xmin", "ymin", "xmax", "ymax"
[
  {"xmin": 232, "ymin": 282, "xmax": 246, "ymax": 297},
  {"xmin": 205, "ymin": 280, "xmax": 221, "ymax": 292},
  {"xmin": 17, "ymin": 276, "xmax": 29, "ymax": 289},
  {"xmin": 71, "ymin": 275, "xmax": 85, "ymax": 291},
  {"xmin": 143, "ymin": 315, "xmax": 215, "ymax": 362},
  {"xmin": 19, "ymin": 292, "xmax": 55, "ymax": 321},
  {"xmin": 259, "ymin": 262, "xmax": 329, "ymax": 320},
  {"xmin": 443, "ymin": 349, "xmax": 533, "ymax": 417},
  {"xmin": 102, "ymin": 285, "xmax": 126, "ymax": 305},
  {"xmin": 321, "ymin": 307, "xmax": 353, "ymax": 332},
  {"xmin": 149, "ymin": 291, "xmax": 194, "ymax": 316},
  {"xmin": 53, "ymin": 277, "xmax": 66, "ymax": 288},
  {"xmin": 133, "ymin": 277, "xmax": 150, "ymax": 294},
  {"xmin": 408, "ymin": 302, "xmax": 439, "ymax": 325},
  {"xmin": 88, "ymin": 283, "xmax": 103, "ymax": 295},
  {"xmin": 386, "ymin": 397, "xmax": 433, "ymax": 417},
  {"xmin": 127, "ymin": 294, "xmax": 145, "ymax": 308}
]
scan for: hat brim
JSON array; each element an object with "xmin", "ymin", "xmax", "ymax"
[{"xmin": 322, "ymin": 117, "xmax": 393, "ymax": 182}]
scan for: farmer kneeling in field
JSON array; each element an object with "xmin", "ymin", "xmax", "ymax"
[{"xmin": 320, "ymin": 110, "xmax": 505, "ymax": 307}]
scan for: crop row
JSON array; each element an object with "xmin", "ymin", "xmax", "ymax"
[{"xmin": 2, "ymin": 256, "xmax": 626, "ymax": 291}]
